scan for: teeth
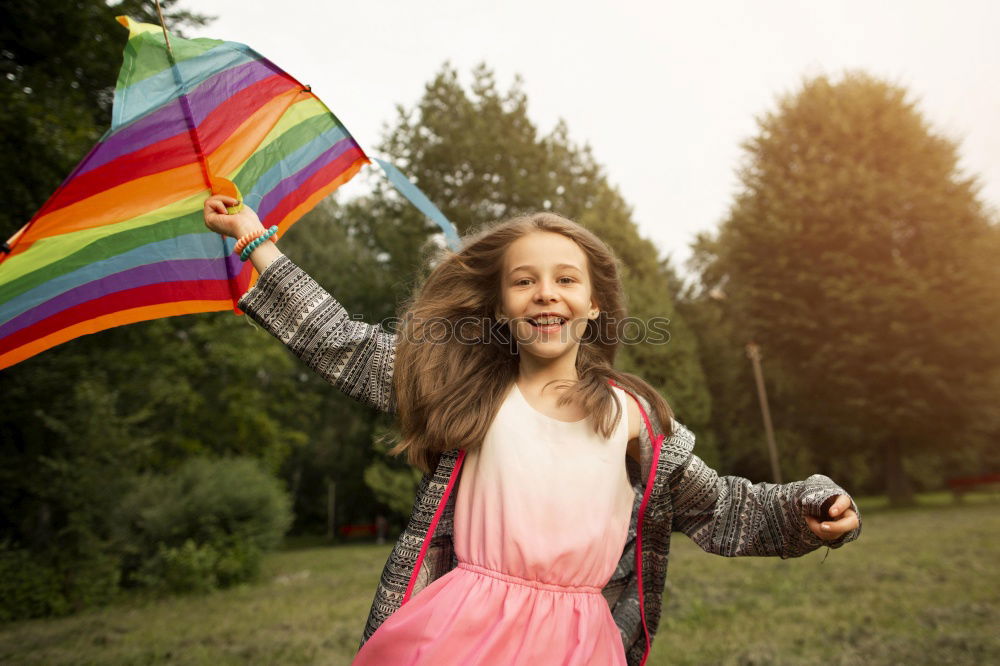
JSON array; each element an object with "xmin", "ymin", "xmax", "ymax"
[{"xmin": 534, "ymin": 317, "xmax": 563, "ymax": 325}]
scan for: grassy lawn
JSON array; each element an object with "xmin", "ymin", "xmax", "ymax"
[
  {"xmin": 1, "ymin": 495, "xmax": 997, "ymax": 665},
  {"xmin": 657, "ymin": 494, "xmax": 999, "ymax": 665}
]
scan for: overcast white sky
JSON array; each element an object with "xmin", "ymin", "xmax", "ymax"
[{"xmin": 183, "ymin": 0, "xmax": 999, "ymax": 281}]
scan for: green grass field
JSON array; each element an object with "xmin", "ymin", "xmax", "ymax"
[{"xmin": 1, "ymin": 495, "xmax": 997, "ymax": 665}]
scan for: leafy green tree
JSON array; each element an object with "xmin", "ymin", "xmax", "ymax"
[
  {"xmin": 690, "ymin": 72, "xmax": 1000, "ymax": 504},
  {"xmin": 363, "ymin": 423, "xmax": 423, "ymax": 520}
]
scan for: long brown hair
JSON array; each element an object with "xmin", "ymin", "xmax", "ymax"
[{"xmin": 390, "ymin": 212, "xmax": 675, "ymax": 473}]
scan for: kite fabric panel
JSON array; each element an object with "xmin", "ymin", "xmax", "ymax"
[{"xmin": 0, "ymin": 17, "xmax": 369, "ymax": 370}]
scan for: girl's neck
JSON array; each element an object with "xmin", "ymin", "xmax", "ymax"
[{"xmin": 516, "ymin": 352, "xmax": 579, "ymax": 393}]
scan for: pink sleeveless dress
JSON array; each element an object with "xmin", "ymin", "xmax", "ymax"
[{"xmin": 353, "ymin": 382, "xmax": 635, "ymax": 665}]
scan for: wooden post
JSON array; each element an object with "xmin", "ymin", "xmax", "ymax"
[{"xmin": 746, "ymin": 342, "xmax": 782, "ymax": 483}]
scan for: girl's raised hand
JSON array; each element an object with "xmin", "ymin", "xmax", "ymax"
[
  {"xmin": 203, "ymin": 195, "xmax": 264, "ymax": 239},
  {"xmin": 804, "ymin": 494, "xmax": 859, "ymax": 540}
]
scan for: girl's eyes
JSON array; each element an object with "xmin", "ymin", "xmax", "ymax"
[{"xmin": 513, "ymin": 277, "xmax": 576, "ymax": 286}]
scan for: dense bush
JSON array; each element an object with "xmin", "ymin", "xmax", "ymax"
[
  {"xmin": 116, "ymin": 457, "xmax": 292, "ymax": 593},
  {"xmin": 0, "ymin": 540, "xmax": 120, "ymax": 622},
  {"xmin": 0, "ymin": 543, "xmax": 65, "ymax": 621},
  {"xmin": 0, "ymin": 457, "xmax": 291, "ymax": 620}
]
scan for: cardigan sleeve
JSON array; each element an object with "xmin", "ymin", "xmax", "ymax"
[
  {"xmin": 237, "ymin": 255, "xmax": 397, "ymax": 414},
  {"xmin": 667, "ymin": 421, "xmax": 861, "ymax": 558}
]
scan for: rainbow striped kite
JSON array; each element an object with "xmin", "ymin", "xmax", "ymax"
[{"xmin": 0, "ymin": 17, "xmax": 369, "ymax": 370}]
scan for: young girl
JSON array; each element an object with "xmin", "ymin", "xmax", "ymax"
[{"xmin": 204, "ymin": 196, "xmax": 861, "ymax": 666}]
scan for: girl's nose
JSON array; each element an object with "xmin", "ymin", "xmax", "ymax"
[{"xmin": 534, "ymin": 281, "xmax": 558, "ymax": 302}]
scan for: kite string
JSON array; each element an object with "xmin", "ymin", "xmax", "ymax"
[{"xmin": 153, "ymin": 0, "xmax": 173, "ymax": 55}]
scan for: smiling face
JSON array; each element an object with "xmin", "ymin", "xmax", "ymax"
[{"xmin": 498, "ymin": 231, "xmax": 600, "ymax": 363}]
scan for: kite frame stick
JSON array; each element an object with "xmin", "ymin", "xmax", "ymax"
[
  {"xmin": 153, "ymin": 0, "xmax": 174, "ymax": 55},
  {"xmin": 151, "ymin": 1, "xmax": 244, "ymax": 304}
]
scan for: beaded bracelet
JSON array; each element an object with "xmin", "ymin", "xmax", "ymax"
[
  {"xmin": 233, "ymin": 228, "xmax": 266, "ymax": 255},
  {"xmin": 240, "ymin": 225, "xmax": 279, "ymax": 261},
  {"xmin": 234, "ymin": 226, "xmax": 278, "ymax": 257}
]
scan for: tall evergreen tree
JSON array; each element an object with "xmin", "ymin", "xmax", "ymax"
[{"xmin": 691, "ymin": 72, "xmax": 1000, "ymax": 505}]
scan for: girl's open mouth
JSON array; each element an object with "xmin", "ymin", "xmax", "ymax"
[{"xmin": 528, "ymin": 317, "xmax": 565, "ymax": 333}]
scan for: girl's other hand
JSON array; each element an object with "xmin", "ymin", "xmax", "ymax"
[
  {"xmin": 204, "ymin": 195, "xmax": 264, "ymax": 239},
  {"xmin": 804, "ymin": 494, "xmax": 859, "ymax": 540}
]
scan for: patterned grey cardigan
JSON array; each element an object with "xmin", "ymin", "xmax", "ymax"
[{"xmin": 238, "ymin": 255, "xmax": 862, "ymax": 666}]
